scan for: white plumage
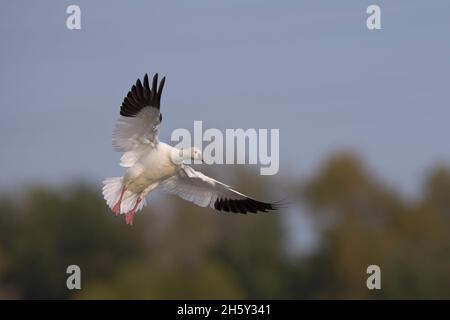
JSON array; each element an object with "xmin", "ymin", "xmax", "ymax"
[{"xmin": 103, "ymin": 73, "xmax": 278, "ymax": 225}]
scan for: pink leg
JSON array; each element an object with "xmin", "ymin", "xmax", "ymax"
[
  {"xmin": 112, "ymin": 187, "xmax": 126, "ymax": 216},
  {"xmin": 125, "ymin": 197, "xmax": 142, "ymax": 226}
]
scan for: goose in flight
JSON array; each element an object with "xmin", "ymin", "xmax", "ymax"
[{"xmin": 103, "ymin": 73, "xmax": 279, "ymax": 225}]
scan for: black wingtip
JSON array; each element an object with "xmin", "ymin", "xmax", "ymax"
[
  {"xmin": 213, "ymin": 197, "xmax": 281, "ymax": 214},
  {"xmin": 157, "ymin": 76, "xmax": 166, "ymax": 99},
  {"xmin": 143, "ymin": 73, "xmax": 149, "ymax": 87},
  {"xmin": 119, "ymin": 72, "xmax": 166, "ymax": 117},
  {"xmin": 271, "ymin": 197, "xmax": 290, "ymax": 210},
  {"xmin": 151, "ymin": 73, "xmax": 158, "ymax": 98}
]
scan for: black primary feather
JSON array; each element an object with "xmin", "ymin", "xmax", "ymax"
[
  {"xmin": 213, "ymin": 197, "xmax": 279, "ymax": 214},
  {"xmin": 119, "ymin": 73, "xmax": 166, "ymax": 118}
]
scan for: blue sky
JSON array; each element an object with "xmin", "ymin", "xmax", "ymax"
[{"xmin": 1, "ymin": 1, "xmax": 450, "ymax": 197}]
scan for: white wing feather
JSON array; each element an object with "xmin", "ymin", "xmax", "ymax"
[
  {"xmin": 160, "ymin": 166, "xmax": 234, "ymax": 207},
  {"xmin": 112, "ymin": 108, "xmax": 161, "ymax": 167},
  {"xmin": 159, "ymin": 166, "xmax": 276, "ymax": 214},
  {"xmin": 112, "ymin": 108, "xmax": 161, "ymax": 152}
]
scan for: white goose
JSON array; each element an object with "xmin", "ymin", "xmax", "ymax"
[{"xmin": 103, "ymin": 73, "xmax": 278, "ymax": 225}]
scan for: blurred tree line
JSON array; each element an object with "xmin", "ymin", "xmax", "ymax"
[{"xmin": 1, "ymin": 152, "xmax": 450, "ymax": 299}]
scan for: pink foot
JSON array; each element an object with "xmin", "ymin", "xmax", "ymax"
[
  {"xmin": 112, "ymin": 187, "xmax": 126, "ymax": 216},
  {"xmin": 125, "ymin": 211, "xmax": 136, "ymax": 226},
  {"xmin": 125, "ymin": 197, "xmax": 142, "ymax": 226}
]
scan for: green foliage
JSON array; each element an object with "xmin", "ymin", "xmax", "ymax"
[{"xmin": 1, "ymin": 153, "xmax": 450, "ymax": 299}]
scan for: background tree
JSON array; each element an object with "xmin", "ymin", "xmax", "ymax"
[{"xmin": 1, "ymin": 153, "xmax": 450, "ymax": 299}]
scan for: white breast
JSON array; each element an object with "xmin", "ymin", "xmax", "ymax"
[{"xmin": 123, "ymin": 142, "xmax": 179, "ymax": 193}]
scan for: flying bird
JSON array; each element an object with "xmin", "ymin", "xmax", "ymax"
[{"xmin": 103, "ymin": 73, "xmax": 279, "ymax": 225}]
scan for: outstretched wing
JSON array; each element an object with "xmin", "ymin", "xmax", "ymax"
[
  {"xmin": 160, "ymin": 166, "xmax": 278, "ymax": 214},
  {"xmin": 112, "ymin": 73, "xmax": 166, "ymax": 153}
]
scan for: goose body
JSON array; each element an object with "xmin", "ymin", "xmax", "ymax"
[{"xmin": 103, "ymin": 73, "xmax": 278, "ymax": 225}]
